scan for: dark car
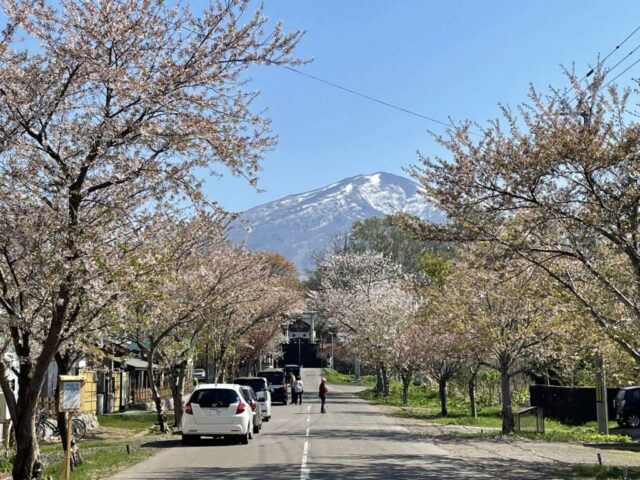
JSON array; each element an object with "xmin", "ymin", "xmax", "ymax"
[
  {"xmin": 615, "ymin": 387, "xmax": 640, "ymax": 428},
  {"xmin": 283, "ymin": 364, "xmax": 301, "ymax": 378},
  {"xmin": 239, "ymin": 385, "xmax": 262, "ymax": 434},
  {"xmin": 257, "ymin": 369, "xmax": 289, "ymax": 405}
]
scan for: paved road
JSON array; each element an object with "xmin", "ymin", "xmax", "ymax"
[{"xmin": 107, "ymin": 368, "xmax": 638, "ymax": 479}]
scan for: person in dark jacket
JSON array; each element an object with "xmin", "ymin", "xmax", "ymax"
[{"xmin": 319, "ymin": 377, "xmax": 328, "ymax": 413}]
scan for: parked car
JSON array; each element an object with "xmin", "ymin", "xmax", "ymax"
[
  {"xmin": 257, "ymin": 369, "xmax": 289, "ymax": 405},
  {"xmin": 283, "ymin": 364, "xmax": 301, "ymax": 378},
  {"xmin": 181, "ymin": 384, "xmax": 253, "ymax": 445},
  {"xmin": 615, "ymin": 386, "xmax": 640, "ymax": 427},
  {"xmin": 239, "ymin": 385, "xmax": 262, "ymax": 434},
  {"xmin": 192, "ymin": 368, "xmax": 206, "ymax": 380},
  {"xmin": 234, "ymin": 377, "xmax": 272, "ymax": 422}
]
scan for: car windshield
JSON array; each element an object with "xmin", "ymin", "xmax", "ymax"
[
  {"xmin": 259, "ymin": 371, "xmax": 285, "ymax": 386},
  {"xmin": 235, "ymin": 379, "xmax": 267, "ymax": 393},
  {"xmin": 190, "ymin": 389, "xmax": 239, "ymax": 408}
]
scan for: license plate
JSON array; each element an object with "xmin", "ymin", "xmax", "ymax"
[{"xmin": 207, "ymin": 409, "xmax": 221, "ymax": 416}]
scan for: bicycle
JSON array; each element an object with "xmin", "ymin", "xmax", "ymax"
[
  {"xmin": 36, "ymin": 411, "xmax": 58, "ymax": 440},
  {"xmin": 36, "ymin": 411, "xmax": 86, "ymax": 440}
]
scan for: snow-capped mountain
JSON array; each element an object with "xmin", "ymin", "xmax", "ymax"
[{"xmin": 228, "ymin": 172, "xmax": 445, "ymax": 272}]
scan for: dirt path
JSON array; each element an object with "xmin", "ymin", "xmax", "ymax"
[{"xmin": 372, "ymin": 403, "xmax": 640, "ymax": 470}]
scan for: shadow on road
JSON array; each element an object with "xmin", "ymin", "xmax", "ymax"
[{"xmin": 115, "ymin": 454, "xmax": 561, "ymax": 480}]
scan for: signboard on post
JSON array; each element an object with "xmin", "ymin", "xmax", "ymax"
[
  {"xmin": 58, "ymin": 375, "xmax": 85, "ymax": 480},
  {"xmin": 58, "ymin": 375, "xmax": 84, "ymax": 412}
]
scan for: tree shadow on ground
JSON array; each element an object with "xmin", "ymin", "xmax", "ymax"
[{"xmin": 109, "ymin": 454, "xmax": 562, "ymax": 480}]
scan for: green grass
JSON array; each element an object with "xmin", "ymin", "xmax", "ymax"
[
  {"xmin": 322, "ymin": 368, "xmax": 376, "ymax": 387},
  {"xmin": 562, "ymin": 465, "xmax": 640, "ymax": 479},
  {"xmin": 43, "ymin": 442, "xmax": 159, "ymax": 479},
  {"xmin": 357, "ymin": 381, "xmax": 632, "ymax": 443},
  {"xmin": 97, "ymin": 412, "xmax": 175, "ymax": 433}
]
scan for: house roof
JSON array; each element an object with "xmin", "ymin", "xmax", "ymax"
[{"xmin": 124, "ymin": 358, "xmax": 160, "ymax": 370}]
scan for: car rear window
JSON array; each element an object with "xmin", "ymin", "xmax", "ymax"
[
  {"xmin": 235, "ymin": 379, "xmax": 267, "ymax": 392},
  {"xmin": 627, "ymin": 389, "xmax": 640, "ymax": 400},
  {"xmin": 190, "ymin": 389, "xmax": 239, "ymax": 408},
  {"xmin": 258, "ymin": 371, "xmax": 285, "ymax": 385}
]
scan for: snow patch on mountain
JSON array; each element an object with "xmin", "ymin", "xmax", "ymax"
[{"xmin": 228, "ymin": 172, "xmax": 444, "ymax": 272}]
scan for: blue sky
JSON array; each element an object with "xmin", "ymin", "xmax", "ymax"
[
  {"xmin": 4, "ymin": 2, "xmax": 640, "ymax": 211},
  {"xmin": 205, "ymin": 1, "xmax": 640, "ymax": 212}
]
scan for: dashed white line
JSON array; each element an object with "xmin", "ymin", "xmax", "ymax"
[
  {"xmin": 300, "ymin": 441, "xmax": 310, "ymax": 480},
  {"xmin": 306, "ymin": 427, "xmax": 309, "ymax": 437}
]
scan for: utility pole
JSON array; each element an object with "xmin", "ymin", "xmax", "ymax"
[
  {"xmin": 595, "ymin": 354, "xmax": 609, "ymax": 434},
  {"xmin": 298, "ymin": 337, "xmax": 301, "ymax": 366},
  {"xmin": 330, "ymin": 332, "xmax": 334, "ymax": 370},
  {"xmin": 354, "ymin": 353, "xmax": 361, "ymax": 384}
]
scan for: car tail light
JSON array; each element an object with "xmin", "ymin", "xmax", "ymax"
[
  {"xmin": 236, "ymin": 402, "xmax": 246, "ymax": 414},
  {"xmin": 185, "ymin": 403, "xmax": 193, "ymax": 415},
  {"xmin": 251, "ymin": 401, "xmax": 257, "ymax": 411}
]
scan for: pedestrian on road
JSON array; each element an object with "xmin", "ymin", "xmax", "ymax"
[
  {"xmin": 319, "ymin": 377, "xmax": 328, "ymax": 413},
  {"xmin": 289, "ymin": 372, "xmax": 296, "ymax": 404},
  {"xmin": 293, "ymin": 376, "xmax": 304, "ymax": 405}
]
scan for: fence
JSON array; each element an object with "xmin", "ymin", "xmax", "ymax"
[
  {"xmin": 529, "ymin": 385, "xmax": 619, "ymax": 424},
  {"xmin": 131, "ymin": 386, "xmax": 172, "ymax": 404}
]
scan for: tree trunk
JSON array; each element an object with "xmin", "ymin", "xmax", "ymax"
[
  {"xmin": 400, "ymin": 369, "xmax": 412, "ymax": 406},
  {"xmin": 375, "ymin": 365, "xmax": 384, "ymax": 395},
  {"xmin": 13, "ymin": 411, "xmax": 42, "ymax": 480},
  {"xmin": 9, "ymin": 318, "xmax": 69, "ymax": 479},
  {"xmin": 468, "ymin": 366, "xmax": 479, "ymax": 419},
  {"xmin": 54, "ymin": 353, "xmax": 75, "ymax": 454},
  {"xmin": 170, "ymin": 361, "xmax": 187, "ymax": 428},
  {"xmin": 500, "ymin": 365, "xmax": 514, "ymax": 434},
  {"xmin": 381, "ymin": 364, "xmax": 390, "ymax": 398},
  {"xmin": 438, "ymin": 377, "xmax": 448, "ymax": 417},
  {"xmin": 147, "ymin": 349, "xmax": 167, "ymax": 433}
]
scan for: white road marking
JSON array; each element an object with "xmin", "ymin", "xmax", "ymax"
[
  {"xmin": 300, "ymin": 441, "xmax": 310, "ymax": 480},
  {"xmin": 307, "ymin": 405, "xmax": 311, "ymax": 412},
  {"xmin": 306, "ymin": 427, "xmax": 309, "ymax": 437}
]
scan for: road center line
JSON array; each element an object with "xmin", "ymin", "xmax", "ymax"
[
  {"xmin": 306, "ymin": 427, "xmax": 309, "ymax": 437},
  {"xmin": 300, "ymin": 441, "xmax": 310, "ymax": 480}
]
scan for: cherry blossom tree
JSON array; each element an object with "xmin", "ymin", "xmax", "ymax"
[
  {"xmin": 315, "ymin": 252, "xmax": 419, "ymax": 397},
  {"xmin": 0, "ymin": 0, "xmax": 302, "ymax": 475},
  {"xmin": 405, "ymin": 70, "xmax": 640, "ymax": 370},
  {"xmin": 453, "ymin": 253, "xmax": 561, "ymax": 434}
]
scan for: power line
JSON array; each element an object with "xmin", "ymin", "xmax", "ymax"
[
  {"xmin": 600, "ymin": 24, "xmax": 640, "ymax": 66},
  {"xmin": 566, "ymin": 23, "xmax": 640, "ymax": 101},
  {"xmin": 601, "ymin": 55, "xmax": 640, "ymax": 91},
  {"xmin": 282, "ymin": 66, "xmax": 479, "ymax": 135},
  {"xmin": 106, "ymin": 0, "xmax": 474, "ymax": 135}
]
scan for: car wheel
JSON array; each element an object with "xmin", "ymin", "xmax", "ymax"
[
  {"xmin": 239, "ymin": 432, "xmax": 250, "ymax": 445},
  {"xmin": 627, "ymin": 414, "xmax": 640, "ymax": 428},
  {"xmin": 182, "ymin": 434, "xmax": 198, "ymax": 446},
  {"xmin": 253, "ymin": 423, "xmax": 260, "ymax": 434}
]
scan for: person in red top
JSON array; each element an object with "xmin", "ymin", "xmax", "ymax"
[{"xmin": 319, "ymin": 377, "xmax": 328, "ymax": 413}]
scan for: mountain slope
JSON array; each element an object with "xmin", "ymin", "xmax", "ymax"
[{"xmin": 228, "ymin": 172, "xmax": 445, "ymax": 272}]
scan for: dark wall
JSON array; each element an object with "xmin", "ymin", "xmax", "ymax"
[
  {"xmin": 280, "ymin": 342, "xmax": 321, "ymax": 368},
  {"xmin": 529, "ymin": 385, "xmax": 619, "ymax": 424}
]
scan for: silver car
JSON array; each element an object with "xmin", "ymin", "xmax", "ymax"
[{"xmin": 234, "ymin": 377, "xmax": 272, "ymax": 422}]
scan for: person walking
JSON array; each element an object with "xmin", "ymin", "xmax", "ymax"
[
  {"xmin": 319, "ymin": 377, "xmax": 328, "ymax": 413},
  {"xmin": 289, "ymin": 372, "xmax": 296, "ymax": 405},
  {"xmin": 293, "ymin": 376, "xmax": 304, "ymax": 405}
]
